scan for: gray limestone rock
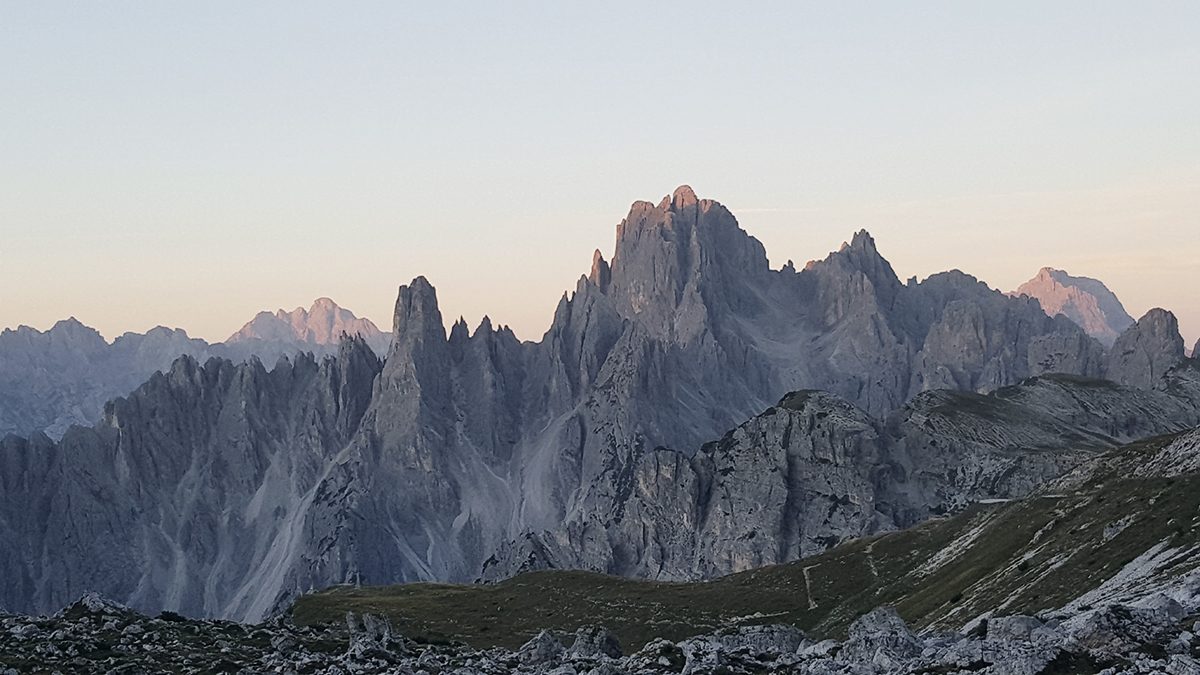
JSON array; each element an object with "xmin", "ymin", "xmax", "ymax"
[
  {"xmin": 1105, "ymin": 308, "xmax": 1187, "ymax": 388},
  {"xmin": 346, "ymin": 612, "xmax": 406, "ymax": 661},
  {"xmin": 839, "ymin": 607, "xmax": 921, "ymax": 668},
  {"xmin": 986, "ymin": 615, "xmax": 1044, "ymax": 642},
  {"xmin": 518, "ymin": 630, "xmax": 565, "ymax": 666},
  {"xmin": 8, "ymin": 588, "xmax": 1200, "ymax": 674},
  {"xmin": 1066, "ymin": 597, "xmax": 1186, "ymax": 656},
  {"xmin": 714, "ymin": 624, "xmax": 806, "ymax": 655},
  {"xmin": 568, "ymin": 625, "xmax": 623, "ymax": 660},
  {"xmin": 0, "ymin": 336, "xmax": 382, "ymax": 619},
  {"xmin": 482, "ymin": 374, "xmax": 1197, "ymax": 582}
]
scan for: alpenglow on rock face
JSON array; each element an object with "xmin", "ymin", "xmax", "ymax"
[
  {"xmin": 1014, "ymin": 267, "xmax": 1135, "ymax": 346},
  {"xmin": 226, "ymin": 297, "xmax": 389, "ymax": 357},
  {"xmin": 0, "ymin": 186, "xmax": 1194, "ymax": 623}
]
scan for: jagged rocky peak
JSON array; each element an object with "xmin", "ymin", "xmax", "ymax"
[
  {"xmin": 605, "ymin": 185, "xmax": 770, "ymax": 339},
  {"xmin": 1013, "ymin": 267, "xmax": 1134, "ymax": 346},
  {"xmin": 798, "ymin": 229, "xmax": 905, "ymax": 329},
  {"xmin": 1105, "ymin": 308, "xmax": 1187, "ymax": 388},
  {"xmin": 227, "ymin": 296, "xmax": 388, "ymax": 355},
  {"xmin": 5, "ymin": 316, "xmax": 109, "ymax": 353},
  {"xmin": 826, "ymin": 229, "xmax": 900, "ymax": 287},
  {"xmin": 51, "ymin": 316, "xmax": 105, "ymax": 340},
  {"xmin": 613, "ymin": 185, "xmax": 769, "ymax": 272},
  {"xmin": 843, "ymin": 228, "xmax": 878, "ymax": 253}
]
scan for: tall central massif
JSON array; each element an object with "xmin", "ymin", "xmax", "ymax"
[{"xmin": 1, "ymin": 187, "xmax": 1193, "ymax": 622}]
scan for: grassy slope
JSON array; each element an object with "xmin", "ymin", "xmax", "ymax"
[{"xmin": 291, "ymin": 433, "xmax": 1200, "ymax": 652}]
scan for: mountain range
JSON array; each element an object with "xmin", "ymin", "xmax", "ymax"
[
  {"xmin": 0, "ymin": 298, "xmax": 387, "ymax": 439},
  {"xmin": 1, "ymin": 186, "xmax": 1197, "ymax": 628},
  {"xmin": 225, "ymin": 296, "xmax": 390, "ymax": 356}
]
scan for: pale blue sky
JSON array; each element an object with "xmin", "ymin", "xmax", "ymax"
[{"xmin": 2, "ymin": 2, "xmax": 1197, "ymax": 344}]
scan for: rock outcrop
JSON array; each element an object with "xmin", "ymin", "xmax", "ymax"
[
  {"xmin": 1013, "ymin": 267, "xmax": 1135, "ymax": 346},
  {"xmin": 1105, "ymin": 308, "xmax": 1187, "ymax": 388}
]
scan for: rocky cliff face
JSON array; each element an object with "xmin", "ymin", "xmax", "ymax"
[
  {"xmin": 0, "ymin": 187, "xmax": 1193, "ymax": 623},
  {"xmin": 0, "ymin": 337, "xmax": 381, "ymax": 619},
  {"xmin": 1013, "ymin": 267, "xmax": 1135, "ymax": 346},
  {"xmin": 478, "ymin": 374, "xmax": 1199, "ymax": 583}
]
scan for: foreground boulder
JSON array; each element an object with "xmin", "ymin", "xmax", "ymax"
[
  {"xmin": 838, "ymin": 607, "xmax": 921, "ymax": 669},
  {"xmin": 568, "ymin": 625, "xmax": 624, "ymax": 660}
]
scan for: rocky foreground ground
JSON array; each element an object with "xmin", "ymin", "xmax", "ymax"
[{"xmin": 5, "ymin": 593, "xmax": 1200, "ymax": 674}]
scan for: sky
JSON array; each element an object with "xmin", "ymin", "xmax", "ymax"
[{"xmin": 2, "ymin": 2, "xmax": 1198, "ymax": 346}]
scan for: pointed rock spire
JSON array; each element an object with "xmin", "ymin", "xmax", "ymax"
[
  {"xmin": 844, "ymin": 229, "xmax": 879, "ymax": 254},
  {"xmin": 449, "ymin": 316, "xmax": 470, "ymax": 345},
  {"xmin": 391, "ymin": 276, "xmax": 445, "ymax": 344},
  {"xmin": 377, "ymin": 276, "xmax": 451, "ymax": 408},
  {"xmin": 808, "ymin": 229, "xmax": 902, "ymax": 319},
  {"xmin": 606, "ymin": 186, "xmax": 771, "ymax": 340},
  {"xmin": 476, "ymin": 315, "xmax": 494, "ymax": 337},
  {"xmin": 588, "ymin": 249, "xmax": 611, "ymax": 292}
]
